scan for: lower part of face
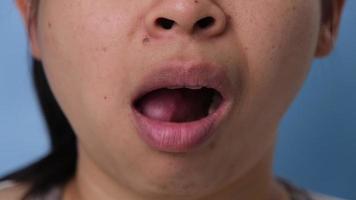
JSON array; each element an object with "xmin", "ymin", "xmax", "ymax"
[{"xmin": 36, "ymin": 0, "xmax": 321, "ymax": 197}]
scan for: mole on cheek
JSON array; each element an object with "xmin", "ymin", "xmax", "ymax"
[
  {"xmin": 208, "ymin": 141, "xmax": 216, "ymax": 150},
  {"xmin": 48, "ymin": 22, "xmax": 52, "ymax": 28},
  {"xmin": 95, "ymin": 46, "xmax": 108, "ymax": 52},
  {"xmin": 143, "ymin": 37, "xmax": 150, "ymax": 44}
]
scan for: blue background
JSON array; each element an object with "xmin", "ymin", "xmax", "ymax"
[{"xmin": 1, "ymin": 1, "xmax": 355, "ymax": 199}]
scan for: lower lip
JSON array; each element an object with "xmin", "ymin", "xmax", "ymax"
[{"xmin": 131, "ymin": 99, "xmax": 232, "ymax": 153}]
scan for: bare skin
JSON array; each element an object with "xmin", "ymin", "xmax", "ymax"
[{"xmin": 4, "ymin": 0, "xmax": 344, "ymax": 200}]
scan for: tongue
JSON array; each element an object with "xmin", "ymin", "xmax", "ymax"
[{"xmin": 136, "ymin": 88, "xmax": 212, "ymax": 122}]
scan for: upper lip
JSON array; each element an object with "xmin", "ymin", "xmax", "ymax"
[{"xmin": 131, "ymin": 60, "xmax": 233, "ymax": 104}]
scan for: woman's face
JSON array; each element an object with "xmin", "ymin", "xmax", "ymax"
[{"xmin": 27, "ymin": 0, "xmax": 331, "ymax": 197}]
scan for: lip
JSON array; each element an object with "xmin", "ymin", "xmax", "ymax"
[{"xmin": 130, "ymin": 60, "xmax": 233, "ymax": 153}]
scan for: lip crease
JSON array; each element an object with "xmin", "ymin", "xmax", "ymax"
[{"xmin": 131, "ymin": 60, "xmax": 233, "ymax": 153}]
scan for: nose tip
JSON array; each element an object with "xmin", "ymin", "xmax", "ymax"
[{"xmin": 145, "ymin": 0, "xmax": 228, "ymax": 39}]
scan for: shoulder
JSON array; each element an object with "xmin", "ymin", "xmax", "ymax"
[
  {"xmin": 308, "ymin": 192, "xmax": 350, "ymax": 200},
  {"xmin": 0, "ymin": 180, "xmax": 29, "ymax": 200},
  {"xmin": 277, "ymin": 177, "xmax": 349, "ymax": 200}
]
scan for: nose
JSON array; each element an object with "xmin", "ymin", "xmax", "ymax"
[{"xmin": 145, "ymin": 0, "xmax": 228, "ymax": 39}]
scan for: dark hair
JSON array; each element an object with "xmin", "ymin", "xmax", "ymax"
[
  {"xmin": 0, "ymin": 59, "xmax": 77, "ymax": 199},
  {"xmin": 1, "ymin": 0, "xmax": 336, "ymax": 199}
]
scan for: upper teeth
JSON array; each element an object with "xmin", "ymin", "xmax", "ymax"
[
  {"xmin": 166, "ymin": 86, "xmax": 182, "ymax": 89},
  {"xmin": 186, "ymin": 86, "xmax": 203, "ymax": 90},
  {"xmin": 166, "ymin": 86, "xmax": 204, "ymax": 90}
]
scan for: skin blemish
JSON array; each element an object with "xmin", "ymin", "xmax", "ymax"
[
  {"xmin": 143, "ymin": 37, "xmax": 150, "ymax": 44},
  {"xmin": 48, "ymin": 22, "xmax": 52, "ymax": 28},
  {"xmin": 194, "ymin": 0, "xmax": 199, "ymax": 3},
  {"xmin": 104, "ymin": 96, "xmax": 108, "ymax": 100},
  {"xmin": 208, "ymin": 141, "xmax": 216, "ymax": 150},
  {"xmin": 94, "ymin": 46, "xmax": 108, "ymax": 52},
  {"xmin": 226, "ymin": 15, "xmax": 231, "ymax": 22}
]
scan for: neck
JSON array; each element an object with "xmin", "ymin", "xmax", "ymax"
[{"xmin": 63, "ymin": 145, "xmax": 290, "ymax": 200}]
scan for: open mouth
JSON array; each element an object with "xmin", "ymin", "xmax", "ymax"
[
  {"xmin": 133, "ymin": 87, "xmax": 223, "ymax": 123},
  {"xmin": 130, "ymin": 61, "xmax": 233, "ymax": 152}
]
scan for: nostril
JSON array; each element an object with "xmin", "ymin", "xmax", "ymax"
[
  {"xmin": 196, "ymin": 16, "xmax": 215, "ymax": 29},
  {"xmin": 155, "ymin": 17, "xmax": 175, "ymax": 30}
]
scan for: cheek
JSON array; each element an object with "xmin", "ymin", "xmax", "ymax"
[
  {"xmin": 37, "ymin": 0, "xmax": 133, "ymax": 92},
  {"xmin": 228, "ymin": 0, "xmax": 321, "ymax": 118},
  {"xmin": 207, "ymin": 1, "xmax": 322, "ymax": 180},
  {"xmin": 36, "ymin": 1, "xmax": 143, "ymax": 141}
]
